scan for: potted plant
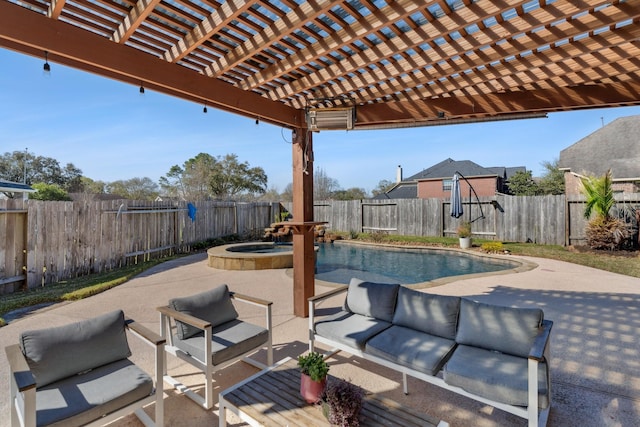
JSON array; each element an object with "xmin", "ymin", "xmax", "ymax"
[
  {"xmin": 321, "ymin": 378, "xmax": 365, "ymax": 427},
  {"xmin": 457, "ymin": 221, "xmax": 472, "ymax": 249},
  {"xmin": 298, "ymin": 351, "xmax": 329, "ymax": 404}
]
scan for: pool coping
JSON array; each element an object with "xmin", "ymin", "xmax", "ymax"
[{"xmin": 306, "ymin": 240, "xmax": 538, "ymax": 290}]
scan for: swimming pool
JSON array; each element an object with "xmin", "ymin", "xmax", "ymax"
[{"xmin": 315, "ymin": 242, "xmax": 518, "ymax": 285}]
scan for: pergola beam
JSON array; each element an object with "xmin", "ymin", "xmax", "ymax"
[{"xmin": 0, "ymin": 1, "xmax": 302, "ymax": 129}]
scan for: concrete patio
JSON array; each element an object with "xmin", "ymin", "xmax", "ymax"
[{"xmin": 1, "ymin": 251, "xmax": 638, "ymax": 426}]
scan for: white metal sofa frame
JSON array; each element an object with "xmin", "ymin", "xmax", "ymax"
[
  {"xmin": 158, "ymin": 291, "xmax": 273, "ymax": 410},
  {"xmin": 308, "ymin": 286, "xmax": 552, "ymax": 427},
  {"xmin": 6, "ymin": 316, "xmax": 165, "ymax": 427}
]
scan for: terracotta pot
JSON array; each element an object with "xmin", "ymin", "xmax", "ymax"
[{"xmin": 300, "ymin": 373, "xmax": 326, "ymax": 404}]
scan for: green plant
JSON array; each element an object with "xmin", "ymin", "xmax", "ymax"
[
  {"xmin": 275, "ymin": 211, "xmax": 290, "ymax": 222},
  {"xmin": 481, "ymin": 241, "xmax": 504, "ymax": 253},
  {"xmin": 321, "ymin": 378, "xmax": 365, "ymax": 427},
  {"xmin": 580, "ymin": 170, "xmax": 629, "ymax": 250},
  {"xmin": 297, "ymin": 351, "xmax": 329, "ymax": 382},
  {"xmin": 349, "ymin": 230, "xmax": 359, "ymax": 240},
  {"xmin": 457, "ymin": 221, "xmax": 471, "ymax": 238}
]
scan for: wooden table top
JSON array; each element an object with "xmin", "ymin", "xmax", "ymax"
[{"xmin": 219, "ymin": 358, "xmax": 445, "ymax": 427}]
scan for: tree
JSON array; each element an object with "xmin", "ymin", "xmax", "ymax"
[
  {"xmin": 580, "ymin": 169, "xmax": 628, "ymax": 250},
  {"xmin": 314, "ymin": 167, "xmax": 340, "ymax": 200},
  {"xmin": 280, "ymin": 183, "xmax": 293, "ymax": 202},
  {"xmin": 160, "ymin": 153, "xmax": 267, "ymax": 201},
  {"xmin": 29, "ymin": 182, "xmax": 71, "ymax": 201},
  {"xmin": 0, "ymin": 151, "xmax": 83, "ymax": 191},
  {"xmin": 209, "ymin": 154, "xmax": 267, "ymax": 199},
  {"xmin": 333, "ymin": 187, "xmax": 368, "ymax": 200},
  {"xmin": 507, "ymin": 170, "xmax": 540, "ymax": 196},
  {"xmin": 107, "ymin": 177, "xmax": 159, "ymax": 200},
  {"xmin": 537, "ymin": 159, "xmax": 565, "ymax": 195},
  {"xmin": 80, "ymin": 177, "xmax": 107, "ymax": 194},
  {"xmin": 371, "ymin": 179, "xmax": 395, "ymax": 197}
]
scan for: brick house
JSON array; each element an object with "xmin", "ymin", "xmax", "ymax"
[
  {"xmin": 376, "ymin": 158, "xmax": 525, "ymax": 199},
  {"xmin": 560, "ymin": 115, "xmax": 640, "ymax": 195}
]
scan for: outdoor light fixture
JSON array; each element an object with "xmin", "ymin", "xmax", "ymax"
[
  {"xmin": 139, "ymin": 83, "xmax": 145, "ymax": 94},
  {"xmin": 43, "ymin": 51, "xmax": 50, "ymax": 74},
  {"xmin": 203, "ymin": 104, "xmax": 208, "ymax": 113},
  {"xmin": 255, "ymin": 117, "xmax": 259, "ymax": 125}
]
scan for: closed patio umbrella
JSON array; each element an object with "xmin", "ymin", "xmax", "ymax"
[{"xmin": 450, "ymin": 173, "xmax": 463, "ymax": 218}]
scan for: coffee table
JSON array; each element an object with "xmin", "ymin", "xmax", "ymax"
[{"xmin": 219, "ymin": 357, "xmax": 448, "ymax": 427}]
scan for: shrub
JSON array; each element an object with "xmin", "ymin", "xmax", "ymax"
[
  {"xmin": 321, "ymin": 378, "xmax": 365, "ymax": 427},
  {"xmin": 370, "ymin": 230, "xmax": 388, "ymax": 243},
  {"xmin": 349, "ymin": 230, "xmax": 359, "ymax": 240},
  {"xmin": 481, "ymin": 241, "xmax": 504, "ymax": 253}
]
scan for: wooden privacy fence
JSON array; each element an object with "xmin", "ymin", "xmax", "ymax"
[
  {"xmin": 0, "ymin": 199, "xmax": 279, "ymax": 294},
  {"xmin": 285, "ymin": 193, "xmax": 640, "ymax": 247}
]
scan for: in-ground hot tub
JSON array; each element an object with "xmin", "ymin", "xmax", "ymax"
[{"xmin": 208, "ymin": 242, "xmax": 300, "ymax": 270}]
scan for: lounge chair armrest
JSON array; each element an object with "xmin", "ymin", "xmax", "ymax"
[
  {"xmin": 308, "ymin": 285, "xmax": 348, "ymax": 304},
  {"xmin": 126, "ymin": 318, "xmax": 166, "ymax": 346},
  {"xmin": 157, "ymin": 305, "xmax": 211, "ymax": 330},
  {"xmin": 5, "ymin": 344, "xmax": 36, "ymax": 392},
  {"xmin": 230, "ymin": 292, "xmax": 273, "ymax": 308},
  {"xmin": 529, "ymin": 319, "xmax": 553, "ymax": 361}
]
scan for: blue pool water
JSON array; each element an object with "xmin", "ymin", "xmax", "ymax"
[{"xmin": 314, "ymin": 243, "xmax": 513, "ymax": 285}]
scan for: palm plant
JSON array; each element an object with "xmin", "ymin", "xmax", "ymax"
[{"xmin": 580, "ymin": 170, "xmax": 628, "ymax": 250}]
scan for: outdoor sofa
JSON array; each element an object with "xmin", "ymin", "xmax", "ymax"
[{"xmin": 309, "ymin": 278, "xmax": 553, "ymax": 427}]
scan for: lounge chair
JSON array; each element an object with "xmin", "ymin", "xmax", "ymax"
[
  {"xmin": 157, "ymin": 284, "xmax": 273, "ymax": 409},
  {"xmin": 5, "ymin": 309, "xmax": 164, "ymax": 427}
]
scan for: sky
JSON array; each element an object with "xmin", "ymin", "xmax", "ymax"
[{"xmin": 2, "ymin": 47, "xmax": 640, "ymax": 195}]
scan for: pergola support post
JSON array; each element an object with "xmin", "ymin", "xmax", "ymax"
[{"xmin": 292, "ymin": 128, "xmax": 314, "ymax": 317}]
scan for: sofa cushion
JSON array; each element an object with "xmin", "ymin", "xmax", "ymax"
[
  {"xmin": 392, "ymin": 287, "xmax": 460, "ymax": 339},
  {"xmin": 315, "ymin": 311, "xmax": 392, "ymax": 351},
  {"xmin": 365, "ymin": 325, "xmax": 457, "ymax": 376},
  {"xmin": 173, "ymin": 319, "xmax": 269, "ymax": 366},
  {"xmin": 35, "ymin": 359, "xmax": 153, "ymax": 427},
  {"xmin": 19, "ymin": 310, "xmax": 131, "ymax": 388},
  {"xmin": 444, "ymin": 345, "xmax": 549, "ymax": 408},
  {"xmin": 345, "ymin": 278, "xmax": 400, "ymax": 322},
  {"xmin": 169, "ymin": 284, "xmax": 238, "ymax": 340},
  {"xmin": 456, "ymin": 299, "xmax": 543, "ymax": 357}
]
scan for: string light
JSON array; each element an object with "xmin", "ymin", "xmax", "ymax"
[
  {"xmin": 43, "ymin": 51, "xmax": 51, "ymax": 74},
  {"xmin": 203, "ymin": 104, "xmax": 208, "ymax": 113},
  {"xmin": 139, "ymin": 83, "xmax": 145, "ymax": 94}
]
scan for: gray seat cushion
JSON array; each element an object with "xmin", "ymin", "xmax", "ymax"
[
  {"xmin": 35, "ymin": 359, "xmax": 153, "ymax": 427},
  {"xmin": 173, "ymin": 319, "xmax": 269, "ymax": 365},
  {"xmin": 444, "ymin": 345, "xmax": 549, "ymax": 408},
  {"xmin": 314, "ymin": 311, "xmax": 392, "ymax": 351},
  {"xmin": 456, "ymin": 299, "xmax": 543, "ymax": 357},
  {"xmin": 19, "ymin": 310, "xmax": 131, "ymax": 387},
  {"xmin": 365, "ymin": 325, "xmax": 457, "ymax": 375},
  {"xmin": 169, "ymin": 284, "xmax": 238, "ymax": 340},
  {"xmin": 392, "ymin": 287, "xmax": 460, "ymax": 339},
  {"xmin": 345, "ymin": 278, "xmax": 400, "ymax": 322}
]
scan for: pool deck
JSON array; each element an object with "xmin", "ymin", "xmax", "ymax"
[{"xmin": 1, "ymin": 252, "xmax": 639, "ymax": 426}]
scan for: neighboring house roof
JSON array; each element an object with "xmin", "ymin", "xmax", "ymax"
[
  {"xmin": 559, "ymin": 115, "xmax": 640, "ymax": 179},
  {"xmin": 0, "ymin": 179, "xmax": 35, "ymax": 193},
  {"xmin": 373, "ymin": 158, "xmax": 526, "ymax": 199},
  {"xmin": 406, "ymin": 158, "xmax": 498, "ymax": 181},
  {"xmin": 372, "ymin": 182, "xmax": 417, "ymax": 199}
]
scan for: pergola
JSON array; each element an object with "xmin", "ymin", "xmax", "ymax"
[{"xmin": 2, "ymin": 0, "xmax": 639, "ymax": 316}]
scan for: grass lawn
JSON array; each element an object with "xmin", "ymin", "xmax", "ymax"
[{"xmin": 1, "ymin": 235, "xmax": 638, "ymax": 326}]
